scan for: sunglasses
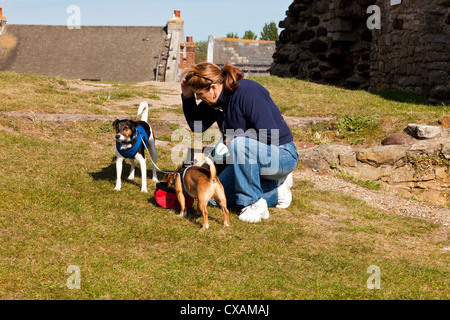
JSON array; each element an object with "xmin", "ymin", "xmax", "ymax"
[{"xmin": 189, "ymin": 72, "xmax": 214, "ymax": 83}]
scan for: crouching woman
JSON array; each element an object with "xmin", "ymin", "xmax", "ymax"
[{"xmin": 181, "ymin": 62, "xmax": 298, "ymax": 223}]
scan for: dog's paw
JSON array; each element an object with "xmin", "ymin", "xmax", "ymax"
[
  {"xmin": 152, "ymin": 177, "xmax": 159, "ymax": 182},
  {"xmin": 127, "ymin": 174, "xmax": 135, "ymax": 180},
  {"xmin": 141, "ymin": 188, "xmax": 148, "ymax": 193},
  {"xmin": 114, "ymin": 187, "xmax": 121, "ymax": 191},
  {"xmin": 178, "ymin": 210, "xmax": 188, "ymax": 218},
  {"xmin": 201, "ymin": 223, "xmax": 210, "ymax": 231}
]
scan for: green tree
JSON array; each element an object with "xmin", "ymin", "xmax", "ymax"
[
  {"xmin": 260, "ymin": 21, "xmax": 279, "ymax": 41},
  {"xmin": 195, "ymin": 41, "xmax": 208, "ymax": 63},
  {"xmin": 242, "ymin": 30, "xmax": 257, "ymax": 40},
  {"xmin": 226, "ymin": 32, "xmax": 239, "ymax": 39}
]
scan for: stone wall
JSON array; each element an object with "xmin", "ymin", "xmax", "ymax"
[
  {"xmin": 298, "ymin": 124, "xmax": 450, "ymax": 202},
  {"xmin": 271, "ymin": 0, "xmax": 450, "ymax": 104},
  {"xmin": 371, "ymin": 0, "xmax": 450, "ymax": 104}
]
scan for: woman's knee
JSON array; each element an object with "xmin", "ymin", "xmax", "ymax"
[
  {"xmin": 228, "ymin": 136, "xmax": 248, "ymax": 153},
  {"xmin": 228, "ymin": 136, "xmax": 259, "ymax": 165}
]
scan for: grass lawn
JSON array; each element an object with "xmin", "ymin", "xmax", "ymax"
[{"xmin": 0, "ymin": 72, "xmax": 448, "ymax": 300}]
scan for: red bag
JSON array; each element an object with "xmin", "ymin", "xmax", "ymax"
[{"xmin": 154, "ymin": 182, "xmax": 194, "ymax": 210}]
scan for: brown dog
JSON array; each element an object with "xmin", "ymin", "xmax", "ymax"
[{"xmin": 163, "ymin": 157, "xmax": 230, "ymax": 230}]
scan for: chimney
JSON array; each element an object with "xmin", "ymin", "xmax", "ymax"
[
  {"xmin": 180, "ymin": 36, "xmax": 196, "ymax": 71},
  {"xmin": 165, "ymin": 10, "xmax": 185, "ymax": 82},
  {"xmin": 168, "ymin": 10, "xmax": 184, "ymax": 25}
]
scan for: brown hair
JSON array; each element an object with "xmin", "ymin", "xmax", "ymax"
[{"xmin": 184, "ymin": 62, "xmax": 244, "ymax": 93}]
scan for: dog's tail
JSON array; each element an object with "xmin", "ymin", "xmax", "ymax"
[
  {"xmin": 204, "ymin": 157, "xmax": 217, "ymax": 183},
  {"xmin": 138, "ymin": 101, "xmax": 149, "ymax": 122}
]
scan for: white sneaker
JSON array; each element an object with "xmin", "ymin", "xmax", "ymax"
[
  {"xmin": 276, "ymin": 173, "xmax": 293, "ymax": 209},
  {"xmin": 239, "ymin": 198, "xmax": 270, "ymax": 223}
]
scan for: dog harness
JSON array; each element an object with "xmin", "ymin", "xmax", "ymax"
[
  {"xmin": 116, "ymin": 125, "xmax": 149, "ymax": 159},
  {"xmin": 178, "ymin": 165, "xmax": 196, "ymax": 198}
]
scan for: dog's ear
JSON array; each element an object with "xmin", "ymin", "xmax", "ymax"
[
  {"xmin": 112, "ymin": 119, "xmax": 119, "ymax": 129},
  {"xmin": 164, "ymin": 173, "xmax": 175, "ymax": 188},
  {"xmin": 129, "ymin": 120, "xmax": 139, "ymax": 130}
]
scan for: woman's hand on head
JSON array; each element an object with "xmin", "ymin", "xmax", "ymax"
[{"xmin": 181, "ymin": 78, "xmax": 194, "ymax": 99}]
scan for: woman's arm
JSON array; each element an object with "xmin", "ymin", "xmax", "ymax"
[
  {"xmin": 181, "ymin": 79, "xmax": 217, "ymax": 132},
  {"xmin": 182, "ymin": 96, "xmax": 217, "ymax": 132}
]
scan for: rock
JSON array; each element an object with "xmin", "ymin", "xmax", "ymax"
[
  {"xmin": 344, "ymin": 165, "xmax": 386, "ymax": 181},
  {"xmin": 430, "ymin": 85, "xmax": 450, "ymax": 100},
  {"xmin": 345, "ymin": 76, "xmax": 366, "ymax": 87},
  {"xmin": 327, "ymin": 52, "xmax": 347, "ymax": 67},
  {"xmin": 339, "ymin": 151, "xmax": 357, "ymax": 167},
  {"xmin": 307, "ymin": 61, "xmax": 319, "ymax": 69},
  {"xmin": 438, "ymin": 116, "xmax": 450, "ymax": 127},
  {"xmin": 356, "ymin": 145, "xmax": 407, "ymax": 167},
  {"xmin": 310, "ymin": 39, "xmax": 328, "ymax": 52},
  {"xmin": 316, "ymin": 27, "xmax": 328, "ymax": 38},
  {"xmin": 332, "ymin": 32, "xmax": 359, "ymax": 42},
  {"xmin": 388, "ymin": 166, "xmax": 416, "ymax": 183},
  {"xmin": 309, "ymin": 70, "xmax": 322, "ymax": 80},
  {"xmin": 442, "ymin": 141, "xmax": 450, "ymax": 159},
  {"xmin": 429, "ymin": 71, "xmax": 447, "ymax": 85},
  {"xmin": 298, "ymin": 145, "xmax": 351, "ymax": 171},
  {"xmin": 319, "ymin": 64, "xmax": 333, "ymax": 71},
  {"xmin": 406, "ymin": 138, "xmax": 447, "ymax": 159},
  {"xmin": 356, "ymin": 0, "xmax": 377, "ymax": 5},
  {"xmin": 300, "ymin": 29, "xmax": 316, "ymax": 41},
  {"xmin": 323, "ymin": 72, "xmax": 341, "ymax": 82},
  {"xmin": 360, "ymin": 29, "xmax": 373, "ymax": 42},
  {"xmin": 381, "ymin": 133, "xmax": 415, "ymax": 145},
  {"xmin": 406, "ymin": 124, "xmax": 444, "ymax": 139},
  {"xmin": 313, "ymin": 0, "xmax": 329, "ymax": 14},
  {"xmin": 307, "ymin": 16, "xmax": 320, "ymax": 27},
  {"xmin": 435, "ymin": 167, "xmax": 450, "ymax": 182}
]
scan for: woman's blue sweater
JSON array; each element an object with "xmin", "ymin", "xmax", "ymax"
[{"xmin": 182, "ymin": 78, "xmax": 293, "ymax": 146}]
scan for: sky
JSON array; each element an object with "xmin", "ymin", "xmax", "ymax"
[{"xmin": 1, "ymin": 0, "xmax": 294, "ymax": 41}]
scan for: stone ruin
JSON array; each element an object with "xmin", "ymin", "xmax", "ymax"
[
  {"xmin": 270, "ymin": 0, "xmax": 450, "ymax": 105},
  {"xmin": 298, "ymin": 121, "xmax": 450, "ymax": 204}
]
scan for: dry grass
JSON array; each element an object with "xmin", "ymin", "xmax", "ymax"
[
  {"xmin": 253, "ymin": 76, "xmax": 449, "ymax": 147},
  {"xmin": 0, "ymin": 72, "xmax": 448, "ymax": 300}
]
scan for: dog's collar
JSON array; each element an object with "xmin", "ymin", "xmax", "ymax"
[{"xmin": 116, "ymin": 125, "xmax": 148, "ymax": 159}]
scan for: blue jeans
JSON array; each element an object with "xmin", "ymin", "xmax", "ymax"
[{"xmin": 213, "ymin": 137, "xmax": 298, "ymax": 208}]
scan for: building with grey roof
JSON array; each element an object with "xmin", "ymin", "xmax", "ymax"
[
  {"xmin": 207, "ymin": 36, "xmax": 276, "ymax": 75},
  {"xmin": 0, "ymin": 10, "xmax": 190, "ymax": 83}
]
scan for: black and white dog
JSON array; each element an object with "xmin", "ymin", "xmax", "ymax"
[{"xmin": 113, "ymin": 101, "xmax": 158, "ymax": 192}]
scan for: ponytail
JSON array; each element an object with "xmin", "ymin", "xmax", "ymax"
[
  {"xmin": 184, "ymin": 62, "xmax": 244, "ymax": 93},
  {"xmin": 221, "ymin": 62, "xmax": 244, "ymax": 92}
]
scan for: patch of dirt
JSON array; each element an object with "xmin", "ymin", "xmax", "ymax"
[
  {"xmin": 1, "ymin": 112, "xmax": 117, "ymax": 122},
  {"xmin": 67, "ymin": 80, "xmax": 113, "ymax": 91},
  {"xmin": 295, "ymin": 169, "xmax": 449, "ymax": 228}
]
